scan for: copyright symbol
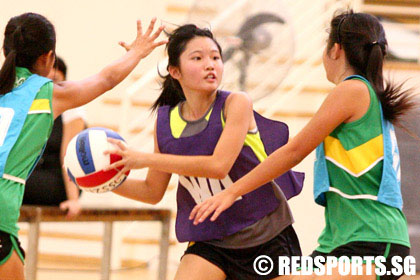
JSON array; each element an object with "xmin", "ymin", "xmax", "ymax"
[{"xmin": 253, "ymin": 255, "xmax": 274, "ymax": 276}]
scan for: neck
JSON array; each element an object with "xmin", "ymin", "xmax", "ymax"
[
  {"xmin": 182, "ymin": 90, "xmax": 217, "ymax": 121},
  {"xmin": 31, "ymin": 63, "xmax": 48, "ymax": 77},
  {"xmin": 334, "ymin": 65, "xmax": 356, "ymax": 85}
]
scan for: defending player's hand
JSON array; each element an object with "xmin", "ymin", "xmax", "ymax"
[
  {"xmin": 189, "ymin": 189, "xmax": 238, "ymax": 225},
  {"xmin": 118, "ymin": 17, "xmax": 168, "ymax": 59}
]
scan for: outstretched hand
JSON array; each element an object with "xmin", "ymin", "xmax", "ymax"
[
  {"xmin": 189, "ymin": 189, "xmax": 238, "ymax": 225},
  {"xmin": 119, "ymin": 17, "xmax": 167, "ymax": 59}
]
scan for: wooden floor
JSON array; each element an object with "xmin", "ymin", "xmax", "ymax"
[{"xmin": 34, "ymin": 260, "xmax": 419, "ymax": 280}]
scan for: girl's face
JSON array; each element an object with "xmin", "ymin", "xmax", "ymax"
[
  {"xmin": 322, "ymin": 43, "xmax": 339, "ymax": 84},
  {"xmin": 171, "ymin": 36, "xmax": 223, "ymax": 95},
  {"xmin": 322, "ymin": 46, "xmax": 333, "ymax": 82}
]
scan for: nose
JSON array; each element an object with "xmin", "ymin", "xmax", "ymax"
[{"xmin": 205, "ymin": 57, "xmax": 215, "ymax": 70}]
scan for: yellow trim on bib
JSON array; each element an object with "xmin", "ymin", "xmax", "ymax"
[
  {"xmin": 324, "ymin": 134, "xmax": 384, "ymax": 177},
  {"xmin": 29, "ymin": 99, "xmax": 51, "ymax": 114}
]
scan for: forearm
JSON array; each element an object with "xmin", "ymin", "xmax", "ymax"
[
  {"xmin": 97, "ymin": 49, "xmax": 144, "ymax": 92},
  {"xmin": 144, "ymin": 153, "xmax": 227, "ymax": 179},
  {"xmin": 58, "ymin": 49, "xmax": 144, "ymax": 109},
  {"xmin": 229, "ymin": 144, "xmax": 302, "ymax": 198},
  {"xmin": 63, "ymin": 176, "xmax": 80, "ymax": 200},
  {"xmin": 112, "ymin": 178, "xmax": 162, "ymax": 204}
]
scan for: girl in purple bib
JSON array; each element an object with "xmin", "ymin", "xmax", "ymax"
[{"xmin": 107, "ymin": 24, "xmax": 304, "ymax": 280}]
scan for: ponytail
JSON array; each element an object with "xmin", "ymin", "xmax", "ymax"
[
  {"xmin": 329, "ymin": 10, "xmax": 417, "ymax": 125},
  {"xmin": 0, "ymin": 13, "xmax": 56, "ymax": 95},
  {"xmin": 0, "ymin": 24, "xmax": 25, "ymax": 95},
  {"xmin": 366, "ymin": 41, "xmax": 416, "ymax": 125},
  {"xmin": 151, "ymin": 73, "xmax": 185, "ymax": 112},
  {"xmin": 0, "ymin": 50, "xmax": 17, "ymax": 95}
]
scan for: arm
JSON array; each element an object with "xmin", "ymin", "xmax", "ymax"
[
  {"xmin": 112, "ymin": 124, "xmax": 172, "ymax": 204},
  {"xmin": 52, "ymin": 19, "xmax": 167, "ymax": 119},
  {"xmin": 106, "ymin": 92, "xmax": 254, "ymax": 179},
  {"xmin": 189, "ymin": 80, "xmax": 371, "ymax": 223},
  {"xmin": 58, "ymin": 116, "xmax": 85, "ymax": 218}
]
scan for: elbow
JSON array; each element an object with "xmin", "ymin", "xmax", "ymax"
[
  {"xmin": 100, "ymin": 72, "xmax": 118, "ymax": 92},
  {"xmin": 287, "ymin": 142, "xmax": 306, "ymax": 167},
  {"xmin": 103, "ymin": 77, "xmax": 116, "ymax": 92},
  {"xmin": 147, "ymin": 198, "xmax": 162, "ymax": 205},
  {"xmin": 145, "ymin": 193, "xmax": 164, "ymax": 205},
  {"xmin": 211, "ymin": 164, "xmax": 231, "ymax": 180}
]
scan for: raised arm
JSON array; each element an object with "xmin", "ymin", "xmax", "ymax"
[
  {"xmin": 52, "ymin": 18, "xmax": 167, "ymax": 119},
  {"xmin": 105, "ymin": 92, "xmax": 255, "ymax": 179},
  {"xmin": 190, "ymin": 79, "xmax": 371, "ymax": 223}
]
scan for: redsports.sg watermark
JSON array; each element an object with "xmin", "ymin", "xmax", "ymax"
[{"xmin": 253, "ymin": 255, "xmax": 416, "ymax": 276}]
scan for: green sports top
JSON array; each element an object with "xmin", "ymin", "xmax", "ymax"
[
  {"xmin": 316, "ymin": 77, "xmax": 410, "ymax": 253},
  {"xmin": 0, "ymin": 67, "xmax": 53, "ymax": 237}
]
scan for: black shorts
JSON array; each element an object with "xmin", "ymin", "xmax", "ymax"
[
  {"xmin": 183, "ymin": 225, "xmax": 302, "ymax": 280},
  {"xmin": 310, "ymin": 241, "xmax": 410, "ymax": 280},
  {"xmin": 0, "ymin": 230, "xmax": 25, "ymax": 265}
]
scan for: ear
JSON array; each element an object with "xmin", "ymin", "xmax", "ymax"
[
  {"xmin": 168, "ymin": 65, "xmax": 181, "ymax": 80},
  {"xmin": 46, "ymin": 50, "xmax": 55, "ymax": 64},
  {"xmin": 330, "ymin": 43, "xmax": 342, "ymax": 60},
  {"xmin": 36, "ymin": 50, "xmax": 55, "ymax": 67}
]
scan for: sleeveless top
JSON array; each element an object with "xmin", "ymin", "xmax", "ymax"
[
  {"xmin": 0, "ymin": 67, "xmax": 53, "ymax": 237},
  {"xmin": 168, "ymin": 97, "xmax": 296, "ymax": 248},
  {"xmin": 157, "ymin": 90, "xmax": 304, "ymax": 242},
  {"xmin": 313, "ymin": 75, "xmax": 409, "ymax": 253}
]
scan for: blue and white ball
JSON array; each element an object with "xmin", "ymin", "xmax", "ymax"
[{"xmin": 64, "ymin": 127, "xmax": 130, "ymax": 193}]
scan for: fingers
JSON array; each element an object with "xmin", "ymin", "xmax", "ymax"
[
  {"xmin": 189, "ymin": 205, "xmax": 199, "ymax": 220},
  {"xmin": 114, "ymin": 167, "xmax": 128, "ymax": 181},
  {"xmin": 210, "ymin": 207, "xmax": 224, "ymax": 222},
  {"xmin": 108, "ymin": 137, "xmax": 126, "ymax": 148},
  {"xmin": 150, "ymin": 24, "xmax": 165, "ymax": 41},
  {"xmin": 153, "ymin": 39, "xmax": 169, "ymax": 49},
  {"xmin": 119, "ymin": 41, "xmax": 129, "ymax": 51},
  {"xmin": 189, "ymin": 200, "xmax": 218, "ymax": 225},
  {"xmin": 59, "ymin": 201, "xmax": 68, "ymax": 211},
  {"xmin": 144, "ymin": 17, "xmax": 157, "ymax": 37},
  {"xmin": 136, "ymin": 19, "xmax": 143, "ymax": 37},
  {"xmin": 103, "ymin": 160, "xmax": 124, "ymax": 171},
  {"xmin": 195, "ymin": 203, "xmax": 217, "ymax": 225}
]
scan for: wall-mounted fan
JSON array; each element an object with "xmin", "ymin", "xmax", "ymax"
[{"xmin": 187, "ymin": 0, "xmax": 295, "ymax": 100}]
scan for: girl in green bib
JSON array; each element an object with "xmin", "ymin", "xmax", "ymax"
[
  {"xmin": 0, "ymin": 12, "xmax": 166, "ymax": 279},
  {"xmin": 191, "ymin": 10, "xmax": 417, "ymax": 280}
]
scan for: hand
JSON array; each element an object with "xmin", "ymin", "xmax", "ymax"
[
  {"xmin": 119, "ymin": 18, "xmax": 167, "ymax": 59},
  {"xmin": 103, "ymin": 138, "xmax": 148, "ymax": 177},
  {"xmin": 189, "ymin": 189, "xmax": 238, "ymax": 225},
  {"xmin": 59, "ymin": 199, "xmax": 82, "ymax": 219}
]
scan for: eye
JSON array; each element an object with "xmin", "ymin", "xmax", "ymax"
[
  {"xmin": 192, "ymin": 56, "xmax": 201, "ymax": 61},
  {"xmin": 213, "ymin": 55, "xmax": 221, "ymax": 60}
]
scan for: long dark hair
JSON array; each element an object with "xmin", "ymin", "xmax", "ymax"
[
  {"xmin": 151, "ymin": 24, "xmax": 222, "ymax": 111},
  {"xmin": 328, "ymin": 10, "xmax": 416, "ymax": 124},
  {"xmin": 0, "ymin": 13, "xmax": 56, "ymax": 95}
]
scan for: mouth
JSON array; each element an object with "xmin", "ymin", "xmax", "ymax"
[{"xmin": 205, "ymin": 73, "xmax": 217, "ymax": 81}]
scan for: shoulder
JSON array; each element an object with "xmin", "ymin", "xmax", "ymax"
[
  {"xmin": 331, "ymin": 79, "xmax": 369, "ymax": 99},
  {"xmin": 325, "ymin": 79, "xmax": 370, "ymax": 109},
  {"xmin": 224, "ymin": 91, "xmax": 253, "ymax": 110},
  {"xmin": 37, "ymin": 80, "xmax": 54, "ymax": 99}
]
